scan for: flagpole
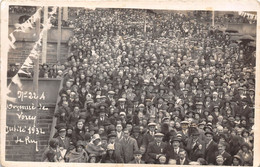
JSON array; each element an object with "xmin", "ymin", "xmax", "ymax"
[
  {"xmin": 33, "ymin": 6, "xmax": 41, "ymax": 160},
  {"xmin": 212, "ymin": 10, "xmax": 215, "ymax": 27},
  {"xmin": 57, "ymin": 7, "xmax": 62, "ymax": 62}
]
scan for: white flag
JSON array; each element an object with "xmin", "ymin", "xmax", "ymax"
[
  {"xmin": 11, "ymin": 74, "xmax": 22, "ymax": 90},
  {"xmin": 7, "ymin": 96, "xmax": 17, "ymax": 103}
]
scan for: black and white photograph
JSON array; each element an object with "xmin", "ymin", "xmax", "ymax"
[{"xmin": 1, "ymin": 0, "xmax": 259, "ymax": 166}]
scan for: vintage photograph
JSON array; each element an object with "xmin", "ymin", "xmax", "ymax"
[{"xmin": 3, "ymin": 3, "xmax": 257, "ymax": 166}]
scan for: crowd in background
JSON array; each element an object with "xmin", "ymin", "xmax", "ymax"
[
  {"xmin": 8, "ymin": 8, "xmax": 256, "ymax": 165},
  {"xmin": 8, "ymin": 7, "xmax": 257, "ymax": 28}
]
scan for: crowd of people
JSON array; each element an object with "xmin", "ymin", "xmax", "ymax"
[
  {"xmin": 9, "ymin": 6, "xmax": 257, "ymax": 28},
  {"xmin": 12, "ymin": 8, "xmax": 255, "ymax": 165}
]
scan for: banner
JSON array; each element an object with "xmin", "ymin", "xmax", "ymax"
[{"xmin": 238, "ymin": 11, "xmax": 257, "ymax": 20}]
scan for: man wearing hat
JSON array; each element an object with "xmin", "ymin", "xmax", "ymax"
[
  {"xmin": 131, "ymin": 126, "xmax": 143, "ymax": 148},
  {"xmin": 163, "ymin": 71, "xmax": 177, "ymax": 88},
  {"xmin": 186, "ymin": 129, "xmax": 205, "ymax": 161},
  {"xmin": 55, "ymin": 124, "xmax": 71, "ymax": 151},
  {"xmin": 214, "ymin": 142, "xmax": 232, "ymax": 165},
  {"xmin": 166, "ymin": 137, "xmax": 182, "ymax": 162},
  {"xmin": 130, "ymin": 150, "xmax": 145, "ymax": 164},
  {"xmin": 55, "ymin": 101, "xmax": 70, "ymax": 125},
  {"xmin": 142, "ymin": 122, "xmax": 156, "ymax": 148},
  {"xmin": 247, "ymin": 88, "xmax": 255, "ymax": 107},
  {"xmin": 107, "ymin": 132, "xmax": 124, "ymax": 163},
  {"xmin": 179, "ymin": 121, "xmax": 190, "ymax": 145},
  {"xmin": 41, "ymin": 138, "xmax": 63, "ymax": 162},
  {"xmin": 179, "ymin": 88, "xmax": 190, "ymax": 102},
  {"xmin": 121, "ymin": 129, "xmax": 139, "ymax": 163},
  {"xmin": 236, "ymin": 99, "xmax": 251, "ymax": 118},
  {"xmin": 195, "ymin": 101, "xmax": 204, "ymax": 116},
  {"xmin": 204, "ymin": 131, "xmax": 218, "ymax": 165},
  {"xmin": 97, "ymin": 107, "xmax": 108, "ymax": 126},
  {"xmin": 210, "ymin": 91, "xmax": 221, "ymax": 109},
  {"xmin": 116, "ymin": 98, "xmax": 128, "ymax": 113},
  {"xmin": 233, "ymin": 87, "xmax": 246, "ymax": 103},
  {"xmin": 106, "ymin": 90, "xmax": 116, "ymax": 106},
  {"xmin": 146, "ymin": 133, "xmax": 167, "ymax": 164},
  {"xmin": 132, "ymin": 97, "xmax": 140, "ymax": 112},
  {"xmin": 156, "ymin": 97, "xmax": 165, "ymax": 111},
  {"xmin": 7, "ymin": 63, "xmax": 18, "ymax": 77},
  {"xmin": 176, "ymin": 148, "xmax": 190, "ymax": 165}
]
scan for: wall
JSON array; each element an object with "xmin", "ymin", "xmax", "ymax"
[
  {"xmin": 8, "ymin": 40, "xmax": 69, "ymax": 66},
  {"xmin": 8, "ymin": 12, "xmax": 73, "ymax": 66},
  {"xmin": 227, "ymin": 23, "xmax": 256, "ymax": 36},
  {"xmin": 5, "ymin": 78, "xmax": 61, "ymax": 161}
]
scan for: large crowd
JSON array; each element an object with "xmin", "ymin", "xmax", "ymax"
[{"xmin": 9, "ymin": 8, "xmax": 256, "ymax": 165}]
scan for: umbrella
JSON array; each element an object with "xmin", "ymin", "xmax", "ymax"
[
  {"xmin": 239, "ymin": 35, "xmax": 255, "ymax": 41},
  {"xmin": 225, "ymin": 28, "xmax": 239, "ymax": 33}
]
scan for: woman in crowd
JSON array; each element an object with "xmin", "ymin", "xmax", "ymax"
[
  {"xmin": 42, "ymin": 8, "xmax": 255, "ymax": 165},
  {"xmin": 65, "ymin": 140, "xmax": 89, "ymax": 162}
]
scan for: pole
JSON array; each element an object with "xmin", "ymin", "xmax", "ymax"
[
  {"xmin": 212, "ymin": 10, "xmax": 215, "ymax": 27},
  {"xmin": 42, "ymin": 6, "xmax": 48, "ymax": 64},
  {"xmin": 36, "ymin": 8, "xmax": 41, "ymax": 39},
  {"xmin": 57, "ymin": 7, "xmax": 62, "ymax": 62},
  {"xmin": 33, "ymin": 7, "xmax": 41, "ymax": 161},
  {"xmin": 63, "ymin": 7, "xmax": 68, "ymax": 21}
]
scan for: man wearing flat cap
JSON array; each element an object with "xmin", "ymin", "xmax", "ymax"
[
  {"xmin": 204, "ymin": 131, "xmax": 218, "ymax": 165},
  {"xmin": 129, "ymin": 150, "xmax": 145, "ymax": 164},
  {"xmin": 55, "ymin": 124, "xmax": 71, "ymax": 151},
  {"xmin": 146, "ymin": 133, "xmax": 167, "ymax": 164},
  {"xmin": 166, "ymin": 137, "xmax": 182, "ymax": 163},
  {"xmin": 105, "ymin": 91, "xmax": 116, "ymax": 106},
  {"xmin": 247, "ymin": 88, "xmax": 255, "ymax": 107},
  {"xmin": 142, "ymin": 122, "xmax": 156, "ymax": 148},
  {"xmin": 179, "ymin": 121, "xmax": 190, "ymax": 145},
  {"xmin": 116, "ymin": 98, "xmax": 128, "ymax": 113}
]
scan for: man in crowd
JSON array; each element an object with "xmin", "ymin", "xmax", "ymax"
[{"xmin": 41, "ymin": 8, "xmax": 255, "ymax": 165}]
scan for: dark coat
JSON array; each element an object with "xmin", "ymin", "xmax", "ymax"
[
  {"xmin": 121, "ymin": 137, "xmax": 139, "ymax": 163},
  {"xmin": 56, "ymin": 136, "xmax": 71, "ymax": 150},
  {"xmin": 204, "ymin": 140, "xmax": 218, "ymax": 165},
  {"xmin": 113, "ymin": 142, "xmax": 124, "ymax": 163},
  {"xmin": 132, "ymin": 134, "xmax": 144, "ymax": 148},
  {"xmin": 176, "ymin": 158, "xmax": 190, "ymax": 165},
  {"xmin": 71, "ymin": 128, "xmax": 85, "ymax": 146},
  {"xmin": 165, "ymin": 144, "xmax": 181, "ymax": 163},
  {"xmin": 142, "ymin": 131, "xmax": 155, "ymax": 148},
  {"xmin": 186, "ymin": 138, "xmax": 205, "ymax": 161},
  {"xmin": 214, "ymin": 151, "xmax": 232, "ymax": 165},
  {"xmin": 101, "ymin": 152, "xmax": 117, "ymax": 163},
  {"xmin": 129, "ymin": 159, "xmax": 145, "ymax": 164},
  {"xmin": 146, "ymin": 141, "xmax": 167, "ymax": 164}
]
